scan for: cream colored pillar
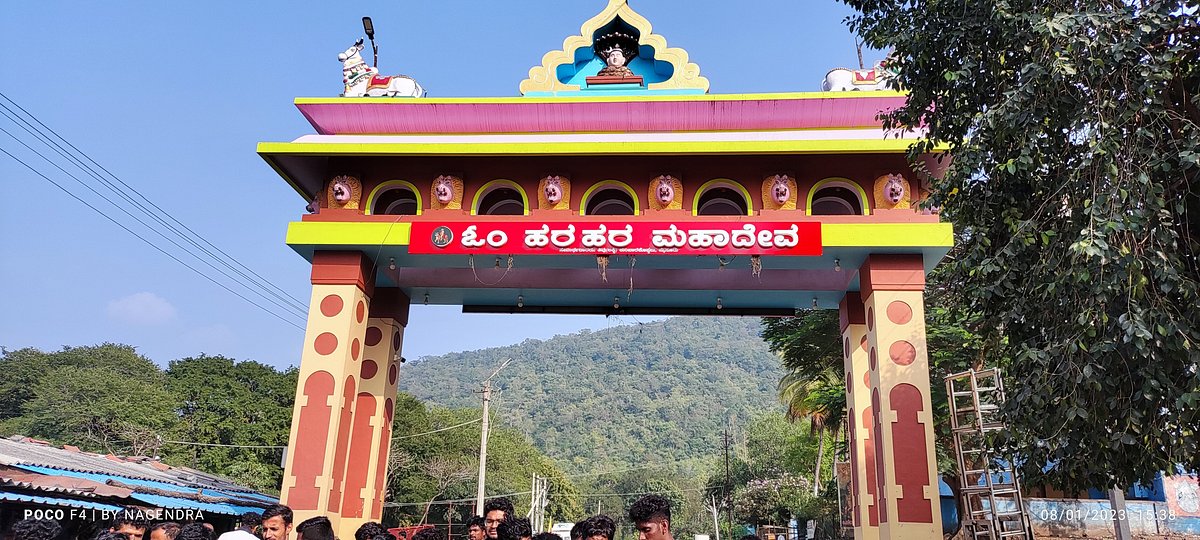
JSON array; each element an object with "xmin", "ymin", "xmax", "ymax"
[
  {"xmin": 280, "ymin": 252, "xmax": 375, "ymax": 536},
  {"xmin": 860, "ymin": 254, "xmax": 942, "ymax": 540},
  {"xmin": 840, "ymin": 292, "xmax": 879, "ymax": 540}
]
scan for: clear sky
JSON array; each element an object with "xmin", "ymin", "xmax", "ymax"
[{"xmin": 0, "ymin": 1, "xmax": 879, "ymax": 368}]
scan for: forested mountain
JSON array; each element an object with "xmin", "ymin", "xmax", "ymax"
[{"xmin": 396, "ymin": 317, "xmax": 786, "ymax": 472}]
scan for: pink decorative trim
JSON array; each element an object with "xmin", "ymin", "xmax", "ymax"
[{"xmin": 296, "ymin": 96, "xmax": 907, "ymax": 135}]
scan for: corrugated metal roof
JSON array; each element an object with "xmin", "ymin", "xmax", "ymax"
[
  {"xmin": 0, "ymin": 464, "xmax": 132, "ymax": 498},
  {"xmin": 0, "ymin": 437, "xmax": 276, "ymax": 512},
  {"xmin": 129, "ymin": 493, "xmax": 268, "ymax": 516},
  {"xmin": 0, "ymin": 489, "xmax": 124, "ymax": 512}
]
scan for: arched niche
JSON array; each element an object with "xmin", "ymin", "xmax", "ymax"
[
  {"xmin": 365, "ymin": 180, "xmax": 423, "ymax": 216},
  {"xmin": 807, "ymin": 177, "xmax": 870, "ymax": 216},
  {"xmin": 580, "ymin": 180, "xmax": 640, "ymax": 216},
  {"xmin": 471, "ymin": 180, "xmax": 529, "ymax": 216},
  {"xmin": 693, "ymin": 179, "xmax": 752, "ymax": 216}
]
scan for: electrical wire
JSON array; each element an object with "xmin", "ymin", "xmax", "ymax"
[
  {"xmin": 161, "ymin": 440, "xmax": 286, "ymax": 449},
  {"xmin": 382, "ymin": 490, "xmax": 531, "ymax": 507},
  {"xmin": 391, "ymin": 418, "xmax": 482, "ymax": 441},
  {"xmin": 0, "ymin": 92, "xmax": 309, "ymax": 315},
  {"xmin": 0, "ymin": 145, "xmax": 305, "ymax": 330},
  {"xmin": 0, "ymin": 122, "xmax": 307, "ymax": 323}
]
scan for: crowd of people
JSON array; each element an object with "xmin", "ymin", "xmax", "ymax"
[{"xmin": 3, "ymin": 494, "xmax": 679, "ymax": 540}]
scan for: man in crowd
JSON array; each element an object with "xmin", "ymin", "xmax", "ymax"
[
  {"xmin": 148, "ymin": 523, "xmax": 181, "ymax": 540},
  {"xmin": 466, "ymin": 517, "xmax": 485, "ymax": 540},
  {"xmin": 482, "ymin": 498, "xmax": 514, "ymax": 540},
  {"xmin": 260, "ymin": 505, "xmax": 293, "ymax": 540},
  {"xmin": 293, "ymin": 518, "xmax": 333, "ymax": 540},
  {"xmin": 628, "ymin": 495, "xmax": 673, "ymax": 540},
  {"xmin": 217, "ymin": 513, "xmax": 260, "ymax": 540},
  {"xmin": 495, "ymin": 519, "xmax": 530, "ymax": 540},
  {"xmin": 580, "ymin": 516, "xmax": 615, "ymax": 540},
  {"xmin": 410, "ymin": 529, "xmax": 440, "ymax": 540},
  {"xmin": 354, "ymin": 522, "xmax": 388, "ymax": 540},
  {"xmin": 176, "ymin": 525, "xmax": 211, "ymax": 540},
  {"xmin": 8, "ymin": 519, "xmax": 62, "ymax": 540},
  {"xmin": 109, "ymin": 512, "xmax": 149, "ymax": 540}
]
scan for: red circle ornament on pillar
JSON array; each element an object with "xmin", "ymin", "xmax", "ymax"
[
  {"xmin": 365, "ymin": 326, "xmax": 383, "ymax": 347},
  {"xmin": 392, "ymin": 331, "xmax": 402, "ymax": 351},
  {"xmin": 889, "ymin": 340, "xmax": 917, "ymax": 366},
  {"xmin": 356, "ymin": 301, "xmax": 366, "ymax": 323},
  {"xmin": 887, "ymin": 300, "xmax": 913, "ymax": 325},
  {"xmin": 314, "ymin": 332, "xmax": 338, "ymax": 355},
  {"xmin": 869, "ymin": 347, "xmax": 877, "ymax": 371},
  {"xmin": 867, "ymin": 307, "xmax": 874, "ymax": 331},
  {"xmin": 361, "ymin": 360, "xmax": 378, "ymax": 379},
  {"xmin": 388, "ymin": 364, "xmax": 398, "ymax": 385},
  {"xmin": 351, "ymin": 338, "xmax": 361, "ymax": 361},
  {"xmin": 320, "ymin": 295, "xmax": 344, "ymax": 317}
]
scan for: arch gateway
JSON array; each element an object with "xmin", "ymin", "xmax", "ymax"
[{"xmin": 257, "ymin": 2, "xmax": 951, "ymax": 539}]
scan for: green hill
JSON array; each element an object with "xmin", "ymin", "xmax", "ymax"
[{"xmin": 396, "ymin": 317, "xmax": 786, "ymax": 472}]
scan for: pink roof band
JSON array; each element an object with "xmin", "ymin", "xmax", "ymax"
[{"xmin": 296, "ymin": 95, "xmax": 907, "ymax": 135}]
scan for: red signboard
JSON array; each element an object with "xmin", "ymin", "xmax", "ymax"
[{"xmin": 409, "ymin": 221, "xmax": 822, "ymax": 256}]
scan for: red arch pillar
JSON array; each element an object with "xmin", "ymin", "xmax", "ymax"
[
  {"xmin": 858, "ymin": 255, "xmax": 942, "ymax": 540},
  {"xmin": 281, "ymin": 252, "xmax": 408, "ymax": 539}
]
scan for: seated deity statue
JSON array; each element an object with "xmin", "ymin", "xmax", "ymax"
[{"xmin": 594, "ymin": 31, "xmax": 638, "ymax": 78}]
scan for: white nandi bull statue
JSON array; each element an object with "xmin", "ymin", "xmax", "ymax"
[
  {"xmin": 339, "ymin": 39, "xmax": 425, "ymax": 97},
  {"xmin": 822, "ymin": 59, "xmax": 896, "ymax": 92}
]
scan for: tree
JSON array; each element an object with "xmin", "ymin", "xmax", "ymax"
[
  {"xmin": 16, "ymin": 352, "xmax": 176, "ymax": 455},
  {"xmin": 777, "ymin": 369, "xmax": 845, "ymax": 495},
  {"xmin": 165, "ymin": 355, "xmax": 297, "ymax": 491},
  {"xmin": 843, "ymin": 0, "xmax": 1200, "ymax": 491}
]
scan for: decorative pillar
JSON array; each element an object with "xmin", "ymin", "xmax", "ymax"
[
  {"xmin": 840, "ymin": 292, "xmax": 878, "ymax": 540},
  {"xmin": 859, "ymin": 254, "xmax": 942, "ymax": 540},
  {"xmin": 281, "ymin": 252, "xmax": 374, "ymax": 534},
  {"xmin": 340, "ymin": 288, "xmax": 410, "ymax": 533}
]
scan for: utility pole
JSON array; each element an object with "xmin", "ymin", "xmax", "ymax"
[
  {"xmin": 474, "ymin": 380, "xmax": 492, "ymax": 516},
  {"xmin": 724, "ymin": 417, "xmax": 733, "ymax": 536},
  {"xmin": 475, "ymin": 359, "xmax": 511, "ymax": 516}
]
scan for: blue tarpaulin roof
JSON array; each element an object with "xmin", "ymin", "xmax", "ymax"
[
  {"xmin": 129, "ymin": 492, "xmax": 269, "ymax": 516},
  {"xmin": 0, "ymin": 489, "xmax": 124, "ymax": 512},
  {"xmin": 10, "ymin": 464, "xmax": 275, "ymax": 515}
]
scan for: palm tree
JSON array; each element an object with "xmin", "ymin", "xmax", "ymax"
[{"xmin": 777, "ymin": 368, "xmax": 846, "ymax": 495}]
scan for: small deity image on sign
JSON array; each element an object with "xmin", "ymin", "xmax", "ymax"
[
  {"xmin": 594, "ymin": 31, "xmax": 638, "ymax": 78},
  {"xmin": 431, "ymin": 226, "xmax": 453, "ymax": 248}
]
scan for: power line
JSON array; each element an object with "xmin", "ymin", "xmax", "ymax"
[
  {"xmin": 162, "ymin": 440, "xmax": 286, "ymax": 449},
  {"xmin": 0, "ymin": 121, "xmax": 307, "ymax": 322},
  {"xmin": 392, "ymin": 418, "xmax": 482, "ymax": 441},
  {"xmin": 383, "ymin": 490, "xmax": 532, "ymax": 508},
  {"xmin": 0, "ymin": 144, "xmax": 306, "ymax": 330},
  {"xmin": 0, "ymin": 93, "xmax": 309, "ymax": 315}
]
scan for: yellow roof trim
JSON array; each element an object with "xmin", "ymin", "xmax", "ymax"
[{"xmin": 257, "ymin": 138, "xmax": 938, "ymax": 157}]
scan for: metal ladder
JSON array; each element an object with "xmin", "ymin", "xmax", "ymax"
[{"xmin": 945, "ymin": 368, "xmax": 1034, "ymax": 539}]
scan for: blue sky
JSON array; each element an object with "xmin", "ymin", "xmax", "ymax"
[{"xmin": 0, "ymin": 1, "xmax": 878, "ymax": 368}]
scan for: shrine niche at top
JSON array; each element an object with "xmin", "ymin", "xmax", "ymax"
[{"xmin": 258, "ymin": 2, "xmax": 953, "ymax": 539}]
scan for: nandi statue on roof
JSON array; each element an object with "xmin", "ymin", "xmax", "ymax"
[{"xmin": 339, "ymin": 38, "xmax": 425, "ymax": 98}]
